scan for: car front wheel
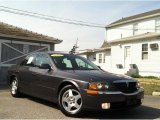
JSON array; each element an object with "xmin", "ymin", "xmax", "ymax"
[{"xmin": 58, "ymin": 85, "xmax": 83, "ymax": 117}]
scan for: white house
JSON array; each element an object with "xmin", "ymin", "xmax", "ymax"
[{"xmin": 78, "ymin": 9, "xmax": 160, "ymax": 77}]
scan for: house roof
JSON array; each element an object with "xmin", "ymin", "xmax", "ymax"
[
  {"xmin": 78, "ymin": 41, "xmax": 111, "ymax": 55},
  {"xmin": 106, "ymin": 8, "xmax": 160, "ymax": 28},
  {"xmin": 109, "ymin": 32, "xmax": 160, "ymax": 43},
  {"xmin": 78, "ymin": 49, "xmax": 95, "ymax": 55},
  {"xmin": 0, "ymin": 22, "xmax": 62, "ymax": 44},
  {"xmin": 78, "ymin": 46, "xmax": 111, "ymax": 55},
  {"xmin": 95, "ymin": 47, "xmax": 111, "ymax": 52},
  {"xmin": 101, "ymin": 41, "xmax": 111, "ymax": 48}
]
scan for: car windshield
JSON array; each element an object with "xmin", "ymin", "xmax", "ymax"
[{"xmin": 50, "ymin": 53, "xmax": 99, "ymax": 70}]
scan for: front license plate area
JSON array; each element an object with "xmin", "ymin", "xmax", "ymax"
[{"xmin": 126, "ymin": 95, "xmax": 137, "ymax": 106}]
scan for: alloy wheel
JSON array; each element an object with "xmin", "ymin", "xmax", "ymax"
[{"xmin": 61, "ymin": 88, "xmax": 82, "ymax": 114}]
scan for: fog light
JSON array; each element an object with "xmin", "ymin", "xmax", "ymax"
[{"xmin": 101, "ymin": 103, "xmax": 110, "ymax": 109}]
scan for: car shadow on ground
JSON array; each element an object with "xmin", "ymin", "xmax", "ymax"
[
  {"xmin": 82, "ymin": 106, "xmax": 160, "ymax": 119},
  {"xmin": 25, "ymin": 94, "xmax": 59, "ymax": 109},
  {"xmin": 24, "ymin": 95, "xmax": 160, "ymax": 119}
]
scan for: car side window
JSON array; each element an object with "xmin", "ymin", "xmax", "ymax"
[
  {"xmin": 62, "ymin": 58, "xmax": 73, "ymax": 68},
  {"xmin": 75, "ymin": 58, "xmax": 93, "ymax": 69},
  {"xmin": 35, "ymin": 54, "xmax": 51, "ymax": 67},
  {"xmin": 22, "ymin": 54, "xmax": 36, "ymax": 67}
]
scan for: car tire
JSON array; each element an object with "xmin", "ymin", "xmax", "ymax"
[
  {"xmin": 58, "ymin": 85, "xmax": 83, "ymax": 117},
  {"xmin": 10, "ymin": 77, "xmax": 21, "ymax": 97}
]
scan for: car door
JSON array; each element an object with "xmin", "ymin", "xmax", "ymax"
[
  {"xmin": 18, "ymin": 54, "xmax": 36, "ymax": 94},
  {"xmin": 29, "ymin": 53, "xmax": 57, "ymax": 101}
]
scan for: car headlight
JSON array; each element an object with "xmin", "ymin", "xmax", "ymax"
[
  {"xmin": 89, "ymin": 82, "xmax": 109, "ymax": 90},
  {"xmin": 97, "ymin": 83, "xmax": 103, "ymax": 89},
  {"xmin": 86, "ymin": 82, "xmax": 109, "ymax": 95},
  {"xmin": 136, "ymin": 81, "xmax": 141, "ymax": 88}
]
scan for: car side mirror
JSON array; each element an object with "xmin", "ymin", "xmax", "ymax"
[
  {"xmin": 97, "ymin": 66, "xmax": 101, "ymax": 69},
  {"xmin": 97, "ymin": 66, "xmax": 105, "ymax": 71},
  {"xmin": 40, "ymin": 64, "xmax": 52, "ymax": 70}
]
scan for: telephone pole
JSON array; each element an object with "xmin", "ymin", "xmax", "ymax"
[{"xmin": 69, "ymin": 38, "xmax": 79, "ymax": 54}]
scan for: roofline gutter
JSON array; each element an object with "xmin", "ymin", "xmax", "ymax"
[
  {"xmin": 77, "ymin": 47, "xmax": 111, "ymax": 55},
  {"xmin": 108, "ymin": 33, "xmax": 160, "ymax": 44},
  {"xmin": 94, "ymin": 47, "xmax": 111, "ymax": 52},
  {"xmin": 0, "ymin": 33, "xmax": 62, "ymax": 44},
  {"xmin": 106, "ymin": 13, "xmax": 160, "ymax": 28}
]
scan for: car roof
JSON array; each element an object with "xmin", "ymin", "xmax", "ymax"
[
  {"xmin": 29, "ymin": 51, "xmax": 78, "ymax": 57},
  {"xmin": 32, "ymin": 51, "xmax": 73, "ymax": 56},
  {"xmin": 46, "ymin": 51, "xmax": 69, "ymax": 54}
]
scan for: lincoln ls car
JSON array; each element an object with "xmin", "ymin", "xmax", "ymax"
[{"xmin": 8, "ymin": 51, "xmax": 144, "ymax": 117}]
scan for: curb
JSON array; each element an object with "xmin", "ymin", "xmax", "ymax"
[{"xmin": 152, "ymin": 92, "xmax": 160, "ymax": 96}]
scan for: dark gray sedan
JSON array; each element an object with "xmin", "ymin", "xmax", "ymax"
[{"xmin": 8, "ymin": 51, "xmax": 144, "ymax": 117}]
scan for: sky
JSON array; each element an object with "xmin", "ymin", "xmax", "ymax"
[{"xmin": 0, "ymin": 0, "xmax": 160, "ymax": 52}]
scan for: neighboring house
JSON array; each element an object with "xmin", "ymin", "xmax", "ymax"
[
  {"xmin": 78, "ymin": 9, "xmax": 160, "ymax": 77},
  {"xmin": 0, "ymin": 22, "xmax": 62, "ymax": 84},
  {"xmin": 78, "ymin": 42, "xmax": 111, "ymax": 71}
]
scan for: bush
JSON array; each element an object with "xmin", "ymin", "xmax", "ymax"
[
  {"xmin": 143, "ymin": 76, "xmax": 160, "ymax": 79},
  {"xmin": 130, "ymin": 74, "xmax": 142, "ymax": 78},
  {"xmin": 131, "ymin": 75, "xmax": 160, "ymax": 80}
]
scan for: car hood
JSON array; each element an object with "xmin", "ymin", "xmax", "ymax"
[{"xmin": 59, "ymin": 70, "xmax": 136, "ymax": 83}]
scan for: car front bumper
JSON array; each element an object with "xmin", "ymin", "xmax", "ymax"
[{"xmin": 81, "ymin": 88, "xmax": 144, "ymax": 110}]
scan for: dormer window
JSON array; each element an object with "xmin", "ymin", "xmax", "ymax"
[
  {"xmin": 155, "ymin": 18, "xmax": 160, "ymax": 32},
  {"xmin": 133, "ymin": 23, "xmax": 138, "ymax": 35}
]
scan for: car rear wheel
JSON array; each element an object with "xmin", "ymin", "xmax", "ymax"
[
  {"xmin": 11, "ymin": 77, "xmax": 21, "ymax": 97},
  {"xmin": 58, "ymin": 85, "xmax": 83, "ymax": 117}
]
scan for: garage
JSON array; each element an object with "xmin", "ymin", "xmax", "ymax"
[{"xmin": 0, "ymin": 22, "xmax": 62, "ymax": 85}]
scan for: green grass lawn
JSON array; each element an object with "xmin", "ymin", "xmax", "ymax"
[
  {"xmin": 140, "ymin": 83, "xmax": 160, "ymax": 95},
  {"xmin": 136, "ymin": 78, "xmax": 160, "ymax": 95}
]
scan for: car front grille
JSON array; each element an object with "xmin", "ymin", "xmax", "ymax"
[{"xmin": 113, "ymin": 81, "xmax": 137, "ymax": 93}]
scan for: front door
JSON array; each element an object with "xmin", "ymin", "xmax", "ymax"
[
  {"xmin": 30, "ymin": 53, "xmax": 57, "ymax": 100},
  {"xmin": 19, "ymin": 54, "xmax": 36, "ymax": 94},
  {"xmin": 124, "ymin": 46, "xmax": 131, "ymax": 68}
]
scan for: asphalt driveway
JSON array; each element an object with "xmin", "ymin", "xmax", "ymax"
[{"xmin": 0, "ymin": 87, "xmax": 159, "ymax": 119}]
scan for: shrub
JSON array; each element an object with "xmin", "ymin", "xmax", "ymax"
[{"xmin": 131, "ymin": 75, "xmax": 160, "ymax": 80}]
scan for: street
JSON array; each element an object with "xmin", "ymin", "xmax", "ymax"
[{"xmin": 0, "ymin": 88, "xmax": 160, "ymax": 119}]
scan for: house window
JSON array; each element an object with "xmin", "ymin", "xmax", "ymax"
[
  {"xmin": 155, "ymin": 18, "xmax": 160, "ymax": 32},
  {"xmin": 98, "ymin": 54, "xmax": 102, "ymax": 63},
  {"xmin": 103, "ymin": 54, "xmax": 105, "ymax": 63},
  {"xmin": 142, "ymin": 44, "xmax": 148, "ymax": 60},
  {"xmin": 133, "ymin": 23, "xmax": 138, "ymax": 35},
  {"xmin": 125, "ymin": 46, "xmax": 131, "ymax": 58}
]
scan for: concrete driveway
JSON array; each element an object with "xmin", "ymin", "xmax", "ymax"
[{"xmin": 0, "ymin": 87, "xmax": 159, "ymax": 119}]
